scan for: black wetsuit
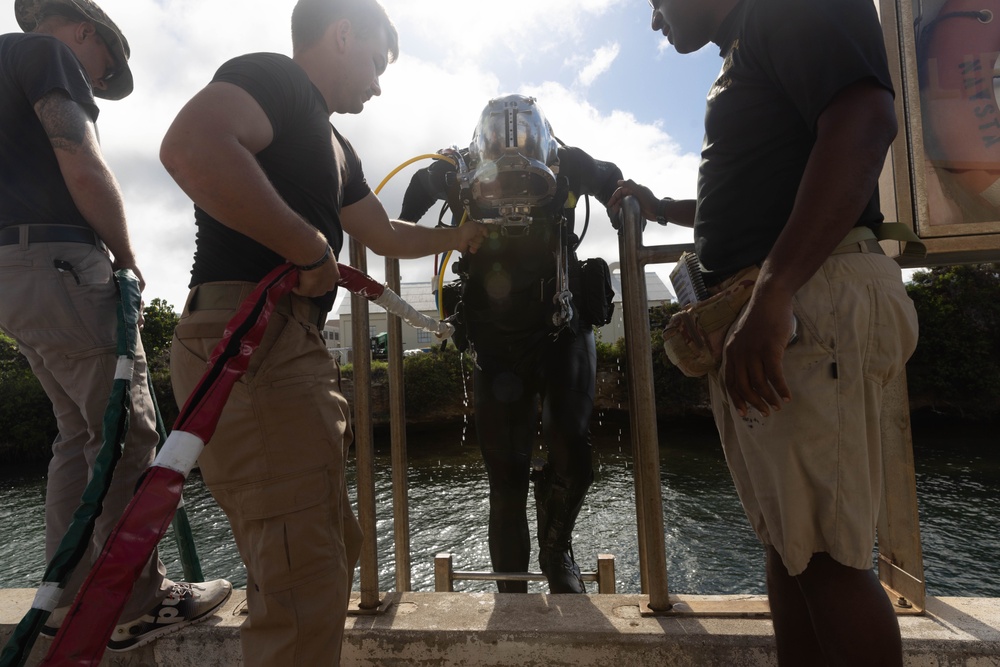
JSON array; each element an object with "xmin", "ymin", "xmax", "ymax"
[{"xmin": 400, "ymin": 146, "xmax": 622, "ymax": 592}]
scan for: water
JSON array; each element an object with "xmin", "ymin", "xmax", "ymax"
[{"xmin": 1, "ymin": 416, "xmax": 997, "ymax": 597}]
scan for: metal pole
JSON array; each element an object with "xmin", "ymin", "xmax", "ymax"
[
  {"xmin": 385, "ymin": 257, "xmax": 412, "ymax": 592},
  {"xmin": 349, "ymin": 239, "xmax": 381, "ymax": 610},
  {"xmin": 617, "ymin": 196, "xmax": 671, "ymax": 611},
  {"xmin": 876, "ymin": 369, "xmax": 926, "ymax": 612},
  {"xmin": 434, "ymin": 553, "xmax": 454, "ymax": 592}
]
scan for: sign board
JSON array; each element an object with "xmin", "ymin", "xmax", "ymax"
[{"xmin": 880, "ymin": 0, "xmax": 1000, "ymax": 265}]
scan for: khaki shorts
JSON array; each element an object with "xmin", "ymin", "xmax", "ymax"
[{"xmin": 709, "ymin": 252, "xmax": 918, "ymax": 576}]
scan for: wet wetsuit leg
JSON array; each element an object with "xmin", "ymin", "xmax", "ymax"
[
  {"xmin": 474, "ymin": 359, "xmax": 539, "ymax": 593},
  {"xmin": 536, "ymin": 329, "xmax": 596, "ymax": 592},
  {"xmin": 541, "ymin": 329, "xmax": 596, "ymax": 489}
]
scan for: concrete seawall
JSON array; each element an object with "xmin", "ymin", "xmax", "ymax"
[{"xmin": 2, "ymin": 590, "xmax": 998, "ymax": 665}]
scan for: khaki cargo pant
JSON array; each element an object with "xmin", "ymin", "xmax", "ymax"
[
  {"xmin": 171, "ymin": 283, "xmax": 361, "ymax": 667},
  {"xmin": 0, "ymin": 240, "xmax": 167, "ymax": 619}
]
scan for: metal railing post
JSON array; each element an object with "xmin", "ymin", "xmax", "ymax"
[
  {"xmin": 617, "ymin": 197, "xmax": 671, "ymax": 611},
  {"xmin": 435, "ymin": 553, "xmax": 454, "ymax": 592},
  {"xmin": 385, "ymin": 257, "xmax": 412, "ymax": 592},
  {"xmin": 597, "ymin": 554, "xmax": 617, "ymax": 594},
  {"xmin": 877, "ymin": 369, "xmax": 926, "ymax": 612},
  {"xmin": 349, "ymin": 239, "xmax": 381, "ymax": 612}
]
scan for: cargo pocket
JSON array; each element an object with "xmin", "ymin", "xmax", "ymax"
[
  {"xmin": 64, "ymin": 245, "xmax": 113, "ymax": 287},
  {"xmin": 225, "ymin": 467, "xmax": 339, "ymax": 594}
]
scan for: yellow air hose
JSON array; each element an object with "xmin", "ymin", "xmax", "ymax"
[{"xmin": 374, "ymin": 153, "xmax": 464, "ymax": 321}]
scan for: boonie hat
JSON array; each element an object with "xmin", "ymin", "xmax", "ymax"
[{"xmin": 14, "ymin": 0, "xmax": 133, "ymax": 99}]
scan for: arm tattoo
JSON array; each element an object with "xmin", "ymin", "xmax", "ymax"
[{"xmin": 35, "ymin": 91, "xmax": 92, "ymax": 155}]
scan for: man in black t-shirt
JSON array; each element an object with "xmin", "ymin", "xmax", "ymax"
[
  {"xmin": 611, "ymin": 0, "xmax": 917, "ymax": 664},
  {"xmin": 0, "ymin": 0, "xmax": 231, "ymax": 652},
  {"xmin": 161, "ymin": 1, "xmax": 485, "ymax": 664}
]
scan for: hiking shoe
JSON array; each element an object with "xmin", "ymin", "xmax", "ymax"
[{"xmin": 106, "ymin": 579, "xmax": 233, "ymax": 652}]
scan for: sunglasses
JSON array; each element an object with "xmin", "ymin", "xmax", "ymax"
[{"xmin": 91, "ymin": 33, "xmax": 121, "ymax": 85}]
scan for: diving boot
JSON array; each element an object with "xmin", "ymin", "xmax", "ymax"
[
  {"xmin": 534, "ymin": 465, "xmax": 592, "ymax": 594},
  {"xmin": 540, "ymin": 545, "xmax": 586, "ymax": 594}
]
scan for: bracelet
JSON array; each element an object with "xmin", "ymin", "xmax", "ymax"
[
  {"xmin": 655, "ymin": 197, "xmax": 673, "ymax": 226},
  {"xmin": 296, "ymin": 244, "xmax": 331, "ymax": 271}
]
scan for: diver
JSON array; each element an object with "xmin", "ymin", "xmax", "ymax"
[{"xmin": 399, "ymin": 95, "xmax": 622, "ymax": 593}]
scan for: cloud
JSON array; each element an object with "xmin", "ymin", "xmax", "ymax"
[
  {"xmin": 1, "ymin": 0, "xmax": 698, "ymax": 311},
  {"xmin": 575, "ymin": 42, "xmax": 621, "ymax": 88}
]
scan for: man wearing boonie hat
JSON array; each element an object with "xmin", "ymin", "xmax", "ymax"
[{"xmin": 0, "ymin": 0, "xmax": 232, "ymax": 652}]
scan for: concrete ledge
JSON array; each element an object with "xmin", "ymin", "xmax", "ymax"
[{"xmin": 2, "ymin": 590, "xmax": 998, "ymax": 666}]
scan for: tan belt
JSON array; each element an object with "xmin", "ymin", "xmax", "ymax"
[
  {"xmin": 188, "ymin": 282, "xmax": 324, "ymax": 327},
  {"xmin": 831, "ymin": 226, "xmax": 884, "ymax": 256},
  {"xmin": 707, "ymin": 226, "xmax": 884, "ymax": 293}
]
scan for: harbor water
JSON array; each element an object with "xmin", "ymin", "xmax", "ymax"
[{"xmin": 0, "ymin": 414, "xmax": 997, "ymax": 597}]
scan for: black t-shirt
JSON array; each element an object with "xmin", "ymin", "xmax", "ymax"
[
  {"xmin": 398, "ymin": 145, "xmax": 622, "ymax": 346},
  {"xmin": 0, "ymin": 33, "xmax": 98, "ymax": 228},
  {"xmin": 189, "ymin": 53, "xmax": 371, "ymax": 313},
  {"xmin": 695, "ymin": 0, "xmax": 894, "ymax": 283}
]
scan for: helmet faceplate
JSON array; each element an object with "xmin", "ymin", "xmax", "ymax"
[{"xmin": 463, "ymin": 95, "xmax": 560, "ymax": 225}]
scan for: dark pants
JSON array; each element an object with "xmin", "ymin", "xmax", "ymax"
[{"xmin": 473, "ymin": 329, "xmax": 596, "ymax": 591}]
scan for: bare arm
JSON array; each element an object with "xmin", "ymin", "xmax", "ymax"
[
  {"xmin": 159, "ymin": 82, "xmax": 337, "ymax": 297},
  {"xmin": 340, "ymin": 192, "xmax": 486, "ymax": 258},
  {"xmin": 722, "ymin": 79, "xmax": 898, "ymax": 416},
  {"xmin": 35, "ymin": 91, "xmax": 143, "ymax": 286}
]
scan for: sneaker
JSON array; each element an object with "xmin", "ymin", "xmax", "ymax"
[{"xmin": 105, "ymin": 579, "xmax": 233, "ymax": 652}]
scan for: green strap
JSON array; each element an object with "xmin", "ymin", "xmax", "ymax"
[{"xmin": 150, "ymin": 380, "xmax": 205, "ymax": 582}]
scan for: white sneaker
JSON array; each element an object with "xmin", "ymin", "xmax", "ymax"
[{"xmin": 105, "ymin": 579, "xmax": 233, "ymax": 652}]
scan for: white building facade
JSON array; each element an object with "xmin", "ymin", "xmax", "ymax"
[{"xmin": 336, "ymin": 267, "xmax": 674, "ymax": 359}]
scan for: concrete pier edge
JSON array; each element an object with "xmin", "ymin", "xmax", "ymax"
[{"xmin": 2, "ymin": 589, "xmax": 998, "ymax": 665}]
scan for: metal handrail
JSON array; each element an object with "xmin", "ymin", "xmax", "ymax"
[
  {"xmin": 347, "ymin": 197, "xmax": 925, "ymax": 618},
  {"xmin": 348, "ymin": 239, "xmax": 382, "ymax": 613},
  {"xmin": 616, "ymin": 196, "xmax": 694, "ymax": 612},
  {"xmin": 350, "ymin": 197, "xmax": 693, "ymax": 613},
  {"xmin": 434, "ymin": 553, "xmax": 617, "ymax": 594},
  {"xmin": 385, "ymin": 259, "xmax": 412, "ymax": 592}
]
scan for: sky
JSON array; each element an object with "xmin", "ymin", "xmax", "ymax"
[{"xmin": 1, "ymin": 0, "xmax": 728, "ymax": 312}]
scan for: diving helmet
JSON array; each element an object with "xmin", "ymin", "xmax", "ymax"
[{"xmin": 462, "ymin": 94, "xmax": 560, "ymax": 225}]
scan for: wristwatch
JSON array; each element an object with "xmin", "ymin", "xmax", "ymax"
[{"xmin": 656, "ymin": 197, "xmax": 673, "ymax": 225}]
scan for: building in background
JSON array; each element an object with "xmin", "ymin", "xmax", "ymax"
[
  {"xmin": 599, "ymin": 264, "xmax": 674, "ymax": 344},
  {"xmin": 337, "ymin": 269, "xmax": 673, "ymax": 359}
]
